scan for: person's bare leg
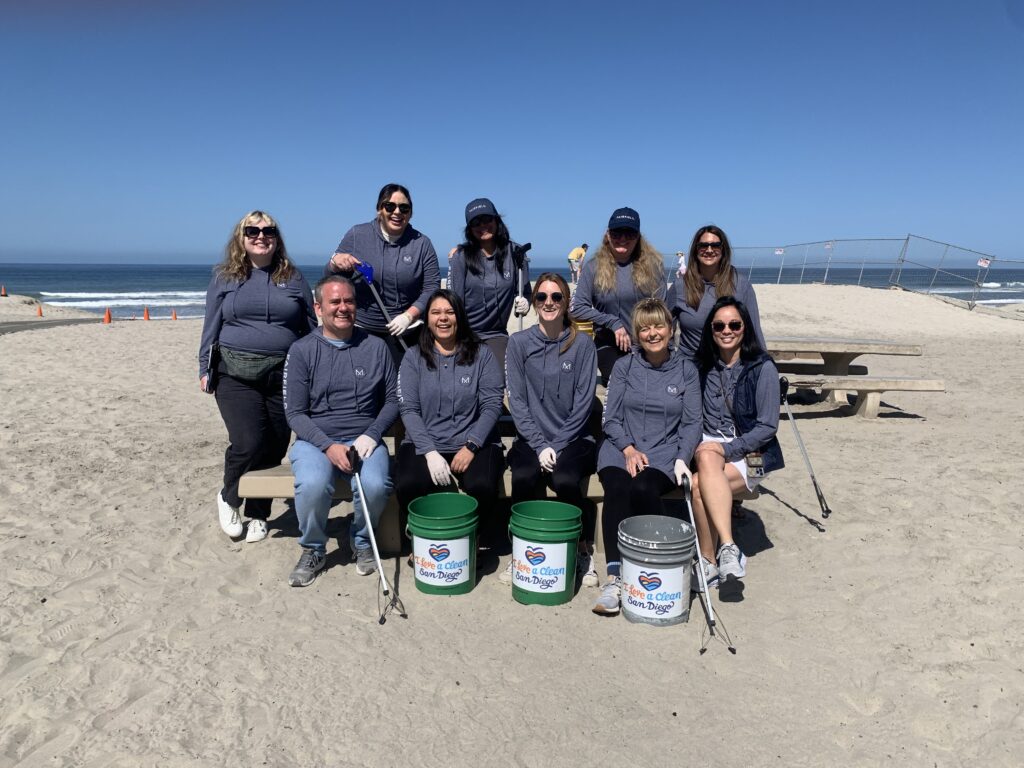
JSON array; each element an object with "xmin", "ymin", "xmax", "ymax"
[{"xmin": 690, "ymin": 472, "xmax": 717, "ymax": 563}]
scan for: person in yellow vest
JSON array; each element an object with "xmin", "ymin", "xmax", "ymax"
[{"xmin": 567, "ymin": 243, "xmax": 588, "ymax": 284}]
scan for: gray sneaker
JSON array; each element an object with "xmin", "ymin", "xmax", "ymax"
[
  {"xmin": 592, "ymin": 576, "xmax": 622, "ymax": 616},
  {"xmin": 355, "ymin": 547, "xmax": 377, "ymax": 576},
  {"xmin": 576, "ymin": 550, "xmax": 599, "ymax": 588},
  {"xmin": 691, "ymin": 556, "xmax": 720, "ymax": 593},
  {"xmin": 289, "ymin": 548, "xmax": 326, "ymax": 587},
  {"xmin": 717, "ymin": 543, "xmax": 747, "ymax": 582}
]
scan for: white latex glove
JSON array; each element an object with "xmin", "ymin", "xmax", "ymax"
[
  {"xmin": 386, "ymin": 311, "xmax": 414, "ymax": 336},
  {"xmin": 538, "ymin": 447, "xmax": 557, "ymax": 472},
  {"xmin": 513, "ymin": 296, "xmax": 530, "ymax": 315},
  {"xmin": 425, "ymin": 450, "xmax": 453, "ymax": 486},
  {"xmin": 674, "ymin": 459, "xmax": 692, "ymax": 486},
  {"xmin": 353, "ymin": 434, "xmax": 377, "ymax": 459}
]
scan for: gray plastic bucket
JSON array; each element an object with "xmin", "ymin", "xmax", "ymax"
[{"xmin": 617, "ymin": 515, "xmax": 697, "ymax": 626}]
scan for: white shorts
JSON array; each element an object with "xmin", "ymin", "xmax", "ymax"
[{"xmin": 700, "ymin": 433, "xmax": 766, "ymax": 492}]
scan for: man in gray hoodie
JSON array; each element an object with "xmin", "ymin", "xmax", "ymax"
[{"xmin": 283, "ymin": 275, "xmax": 399, "ymax": 587}]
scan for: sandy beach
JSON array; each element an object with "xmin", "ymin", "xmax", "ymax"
[{"xmin": 1, "ymin": 284, "xmax": 1022, "ymax": 767}]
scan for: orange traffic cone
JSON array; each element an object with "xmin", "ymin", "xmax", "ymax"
[
  {"xmin": 1, "ymin": 285, "xmax": 7, "ymax": 297},
  {"xmin": 37, "ymin": 304, "xmax": 43, "ymax": 317},
  {"xmin": 143, "ymin": 307, "xmax": 150, "ymax": 321},
  {"xmin": 171, "ymin": 309, "xmax": 177, "ymax": 320},
  {"xmin": 103, "ymin": 308, "xmax": 112, "ymax": 324}
]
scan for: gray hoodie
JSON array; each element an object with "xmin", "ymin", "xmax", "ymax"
[
  {"xmin": 668, "ymin": 270, "xmax": 765, "ymax": 358},
  {"xmin": 397, "ymin": 344, "xmax": 504, "ymax": 454},
  {"xmin": 447, "ymin": 243, "xmax": 531, "ymax": 339},
  {"xmin": 701, "ymin": 354, "xmax": 780, "ymax": 462},
  {"xmin": 283, "ymin": 328, "xmax": 398, "ymax": 450},
  {"xmin": 505, "ymin": 325, "xmax": 597, "ymax": 453},
  {"xmin": 598, "ymin": 349, "xmax": 702, "ymax": 478},
  {"xmin": 569, "ymin": 257, "xmax": 666, "ymax": 342},
  {"xmin": 326, "ymin": 220, "xmax": 441, "ymax": 332}
]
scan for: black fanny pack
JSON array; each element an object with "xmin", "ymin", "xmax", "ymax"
[{"xmin": 219, "ymin": 348, "xmax": 286, "ymax": 381}]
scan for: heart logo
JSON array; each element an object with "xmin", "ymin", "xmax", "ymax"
[
  {"xmin": 429, "ymin": 545, "xmax": 450, "ymax": 562},
  {"xmin": 525, "ymin": 547, "xmax": 546, "ymax": 565},
  {"xmin": 638, "ymin": 571, "xmax": 662, "ymax": 591}
]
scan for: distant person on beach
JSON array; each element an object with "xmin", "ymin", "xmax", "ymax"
[
  {"xmin": 504, "ymin": 272, "xmax": 600, "ymax": 588},
  {"xmin": 675, "ymin": 251, "xmax": 686, "ymax": 278},
  {"xmin": 592, "ymin": 298, "xmax": 702, "ymax": 616},
  {"xmin": 199, "ymin": 210, "xmax": 316, "ymax": 544},
  {"xmin": 446, "ymin": 198, "xmax": 531, "ymax": 371},
  {"xmin": 395, "ymin": 290, "xmax": 505, "ymax": 552},
  {"xmin": 567, "ymin": 243, "xmax": 588, "ymax": 284},
  {"xmin": 325, "ymin": 183, "xmax": 441, "ymax": 364},
  {"xmin": 669, "ymin": 225, "xmax": 765, "ymax": 359},
  {"xmin": 690, "ymin": 296, "xmax": 783, "ymax": 590},
  {"xmin": 569, "ymin": 208, "xmax": 666, "ymax": 384},
  {"xmin": 283, "ymin": 276, "xmax": 398, "ymax": 587}
]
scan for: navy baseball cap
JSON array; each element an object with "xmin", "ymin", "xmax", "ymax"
[
  {"xmin": 465, "ymin": 198, "xmax": 498, "ymax": 223},
  {"xmin": 607, "ymin": 207, "xmax": 640, "ymax": 232}
]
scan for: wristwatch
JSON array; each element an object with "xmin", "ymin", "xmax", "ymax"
[{"xmin": 465, "ymin": 440, "xmax": 480, "ymax": 454}]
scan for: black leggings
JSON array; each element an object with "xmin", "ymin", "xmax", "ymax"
[
  {"xmin": 596, "ymin": 344, "xmax": 627, "ymax": 386},
  {"xmin": 507, "ymin": 437, "xmax": 597, "ymax": 543},
  {"xmin": 597, "ymin": 466, "xmax": 675, "ymax": 565},
  {"xmin": 395, "ymin": 442, "xmax": 505, "ymax": 547}
]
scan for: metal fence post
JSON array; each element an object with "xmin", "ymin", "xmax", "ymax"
[
  {"xmin": 799, "ymin": 244, "xmax": 809, "ymax": 284},
  {"xmin": 928, "ymin": 244, "xmax": 949, "ymax": 292},
  {"xmin": 891, "ymin": 235, "xmax": 910, "ymax": 286},
  {"xmin": 822, "ymin": 242, "xmax": 834, "ymax": 284}
]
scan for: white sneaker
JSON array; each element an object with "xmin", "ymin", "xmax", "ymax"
[
  {"xmin": 691, "ymin": 556, "xmax": 720, "ymax": 593},
  {"xmin": 245, "ymin": 518, "xmax": 268, "ymax": 543},
  {"xmin": 576, "ymin": 550, "xmax": 599, "ymax": 587},
  {"xmin": 498, "ymin": 559, "xmax": 514, "ymax": 584},
  {"xmin": 217, "ymin": 492, "xmax": 243, "ymax": 538},
  {"xmin": 592, "ymin": 576, "xmax": 622, "ymax": 615},
  {"xmin": 717, "ymin": 543, "xmax": 747, "ymax": 582}
]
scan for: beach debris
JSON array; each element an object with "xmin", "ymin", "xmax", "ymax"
[{"xmin": 103, "ymin": 308, "xmax": 112, "ymax": 324}]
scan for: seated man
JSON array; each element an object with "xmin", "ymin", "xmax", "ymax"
[{"xmin": 283, "ymin": 275, "xmax": 398, "ymax": 587}]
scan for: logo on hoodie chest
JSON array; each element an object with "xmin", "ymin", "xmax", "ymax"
[
  {"xmin": 354, "ymin": 366, "xmax": 366, "ymax": 378},
  {"xmin": 666, "ymin": 384, "xmax": 678, "ymax": 395},
  {"xmin": 562, "ymin": 361, "xmax": 573, "ymax": 372},
  {"xmin": 460, "ymin": 375, "xmax": 472, "ymax": 385},
  {"xmin": 402, "ymin": 254, "xmax": 413, "ymax": 264}
]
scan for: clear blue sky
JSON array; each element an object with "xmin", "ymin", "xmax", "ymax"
[{"xmin": 1, "ymin": 0, "xmax": 1021, "ymax": 266}]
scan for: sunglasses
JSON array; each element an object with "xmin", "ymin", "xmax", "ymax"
[
  {"xmin": 470, "ymin": 215, "xmax": 495, "ymax": 227},
  {"xmin": 712, "ymin": 320, "xmax": 744, "ymax": 333},
  {"xmin": 381, "ymin": 202, "xmax": 412, "ymax": 214},
  {"xmin": 609, "ymin": 228, "xmax": 639, "ymax": 239},
  {"xmin": 534, "ymin": 291, "xmax": 564, "ymax": 304},
  {"xmin": 699, "ymin": 241, "xmax": 723, "ymax": 251},
  {"xmin": 243, "ymin": 226, "xmax": 279, "ymax": 239}
]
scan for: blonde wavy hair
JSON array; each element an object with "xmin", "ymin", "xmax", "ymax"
[
  {"xmin": 217, "ymin": 210, "xmax": 296, "ymax": 284},
  {"xmin": 592, "ymin": 233, "xmax": 665, "ymax": 296}
]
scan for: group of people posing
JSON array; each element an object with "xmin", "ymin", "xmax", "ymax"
[{"xmin": 198, "ymin": 183, "xmax": 784, "ymax": 616}]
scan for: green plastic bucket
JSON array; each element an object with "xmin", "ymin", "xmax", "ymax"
[
  {"xmin": 407, "ymin": 493, "xmax": 479, "ymax": 596},
  {"xmin": 508, "ymin": 501, "xmax": 582, "ymax": 606}
]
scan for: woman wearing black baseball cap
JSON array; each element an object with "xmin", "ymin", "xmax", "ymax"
[{"xmin": 569, "ymin": 207, "xmax": 667, "ymax": 383}]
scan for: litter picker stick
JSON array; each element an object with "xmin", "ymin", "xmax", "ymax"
[
  {"xmin": 514, "ymin": 242, "xmax": 532, "ymax": 332},
  {"xmin": 348, "ymin": 447, "xmax": 395, "ymax": 624},
  {"xmin": 351, "ymin": 263, "xmax": 409, "ymax": 351},
  {"xmin": 780, "ymin": 377, "xmax": 833, "ymax": 519},
  {"xmin": 681, "ymin": 476, "xmax": 716, "ymax": 635}
]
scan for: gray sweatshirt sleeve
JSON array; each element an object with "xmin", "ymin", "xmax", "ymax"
[
  {"xmin": 412, "ymin": 241, "xmax": 441, "ymax": 317},
  {"xmin": 326, "ymin": 227, "xmax": 357, "ymax": 276},
  {"xmin": 447, "ymin": 248, "xmax": 465, "ymax": 301},
  {"xmin": 724, "ymin": 361, "xmax": 780, "ymax": 461},
  {"xmin": 365, "ymin": 345, "xmax": 399, "ymax": 444},
  {"xmin": 466, "ymin": 348, "xmax": 504, "ymax": 447},
  {"xmin": 601, "ymin": 357, "xmax": 633, "ymax": 452},
  {"xmin": 296, "ymin": 271, "xmax": 318, "ymax": 333},
  {"xmin": 505, "ymin": 334, "xmax": 546, "ymax": 452},
  {"xmin": 569, "ymin": 261, "xmax": 621, "ymax": 331},
  {"xmin": 549, "ymin": 337, "xmax": 596, "ymax": 454},
  {"xmin": 397, "ymin": 353, "xmax": 436, "ymax": 454},
  {"xmin": 284, "ymin": 343, "xmax": 334, "ymax": 452},
  {"xmin": 198, "ymin": 274, "xmax": 225, "ymax": 379},
  {"xmin": 675, "ymin": 359, "xmax": 703, "ymax": 464},
  {"xmin": 738, "ymin": 277, "xmax": 767, "ymax": 352}
]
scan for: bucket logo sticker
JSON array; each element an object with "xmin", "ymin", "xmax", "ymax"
[
  {"xmin": 512, "ymin": 539, "xmax": 568, "ymax": 593},
  {"xmin": 621, "ymin": 560, "xmax": 687, "ymax": 620},
  {"xmin": 412, "ymin": 536, "xmax": 471, "ymax": 586},
  {"xmin": 525, "ymin": 547, "xmax": 546, "ymax": 565},
  {"xmin": 638, "ymin": 571, "xmax": 662, "ymax": 590}
]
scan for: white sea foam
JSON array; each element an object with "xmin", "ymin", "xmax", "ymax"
[
  {"xmin": 49, "ymin": 299, "xmax": 206, "ymax": 309},
  {"xmin": 40, "ymin": 291, "xmax": 205, "ymax": 299}
]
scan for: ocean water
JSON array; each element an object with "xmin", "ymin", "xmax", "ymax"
[{"xmin": 1, "ymin": 262, "xmax": 1022, "ymax": 320}]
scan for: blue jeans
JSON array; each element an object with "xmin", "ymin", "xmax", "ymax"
[{"xmin": 289, "ymin": 439, "xmax": 393, "ymax": 554}]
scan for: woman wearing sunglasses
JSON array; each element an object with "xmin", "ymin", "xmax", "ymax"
[
  {"xmin": 592, "ymin": 298, "xmax": 702, "ymax": 615},
  {"xmin": 691, "ymin": 296, "xmax": 783, "ymax": 589},
  {"xmin": 326, "ymin": 183, "xmax": 441, "ymax": 363},
  {"xmin": 504, "ymin": 273, "xmax": 600, "ymax": 586},
  {"xmin": 447, "ymin": 198, "xmax": 531, "ymax": 371},
  {"xmin": 396, "ymin": 289, "xmax": 505, "ymax": 551},
  {"xmin": 569, "ymin": 207, "xmax": 666, "ymax": 384},
  {"xmin": 199, "ymin": 210, "xmax": 317, "ymax": 542},
  {"xmin": 671, "ymin": 225, "xmax": 765, "ymax": 359}
]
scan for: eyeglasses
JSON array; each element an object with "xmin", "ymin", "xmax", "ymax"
[
  {"xmin": 712, "ymin": 320, "xmax": 743, "ymax": 333},
  {"xmin": 534, "ymin": 291, "xmax": 564, "ymax": 304},
  {"xmin": 381, "ymin": 202, "xmax": 412, "ymax": 214},
  {"xmin": 243, "ymin": 226, "xmax": 279, "ymax": 239},
  {"xmin": 470, "ymin": 215, "xmax": 495, "ymax": 228},
  {"xmin": 698, "ymin": 241, "xmax": 723, "ymax": 251}
]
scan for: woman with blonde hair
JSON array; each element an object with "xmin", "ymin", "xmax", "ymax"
[
  {"xmin": 199, "ymin": 210, "xmax": 317, "ymax": 542},
  {"xmin": 569, "ymin": 207, "xmax": 666, "ymax": 383},
  {"xmin": 670, "ymin": 224, "xmax": 765, "ymax": 358}
]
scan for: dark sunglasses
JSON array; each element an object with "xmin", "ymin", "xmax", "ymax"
[
  {"xmin": 699, "ymin": 241, "xmax": 723, "ymax": 251},
  {"xmin": 712, "ymin": 320, "xmax": 743, "ymax": 333},
  {"xmin": 534, "ymin": 291, "xmax": 564, "ymax": 304},
  {"xmin": 381, "ymin": 202, "xmax": 412, "ymax": 214},
  {"xmin": 609, "ymin": 228, "xmax": 639, "ymax": 239},
  {"xmin": 243, "ymin": 226, "xmax": 279, "ymax": 239},
  {"xmin": 470, "ymin": 215, "xmax": 495, "ymax": 227}
]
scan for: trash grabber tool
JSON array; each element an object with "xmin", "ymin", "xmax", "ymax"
[
  {"xmin": 513, "ymin": 242, "xmax": 532, "ymax": 332},
  {"xmin": 352, "ymin": 262, "xmax": 409, "ymax": 351},
  {"xmin": 681, "ymin": 475, "xmax": 717, "ymax": 636},
  {"xmin": 780, "ymin": 377, "xmax": 832, "ymax": 519}
]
